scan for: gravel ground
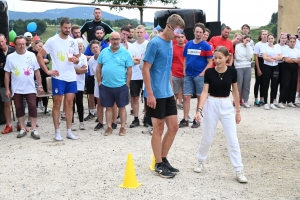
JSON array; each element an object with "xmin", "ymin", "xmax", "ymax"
[{"xmin": 0, "ymin": 77, "xmax": 300, "ymax": 200}]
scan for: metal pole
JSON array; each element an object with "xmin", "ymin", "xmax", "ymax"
[{"xmin": 218, "ymin": 0, "xmax": 220, "ymax": 21}]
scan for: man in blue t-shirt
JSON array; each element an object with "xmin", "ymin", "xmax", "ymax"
[
  {"xmin": 142, "ymin": 14, "xmax": 185, "ymax": 179},
  {"xmin": 96, "ymin": 32, "xmax": 133, "ymax": 136},
  {"xmin": 179, "ymin": 23, "xmax": 213, "ymax": 129}
]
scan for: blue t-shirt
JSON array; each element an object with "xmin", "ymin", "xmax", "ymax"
[
  {"xmin": 84, "ymin": 40, "xmax": 109, "ymax": 75},
  {"xmin": 97, "ymin": 46, "xmax": 133, "ymax": 88},
  {"xmin": 143, "ymin": 36, "xmax": 173, "ymax": 99},
  {"xmin": 183, "ymin": 40, "xmax": 213, "ymax": 76}
]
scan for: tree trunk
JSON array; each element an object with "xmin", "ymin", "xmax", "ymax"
[{"xmin": 139, "ymin": 8, "xmax": 143, "ymax": 25}]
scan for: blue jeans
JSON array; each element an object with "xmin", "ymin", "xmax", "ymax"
[{"xmin": 183, "ymin": 75, "xmax": 204, "ymax": 96}]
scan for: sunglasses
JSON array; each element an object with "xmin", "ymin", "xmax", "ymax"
[{"xmin": 167, "ymin": 24, "xmax": 184, "ymax": 36}]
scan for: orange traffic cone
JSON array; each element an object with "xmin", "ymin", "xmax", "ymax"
[
  {"xmin": 149, "ymin": 154, "xmax": 155, "ymax": 171},
  {"xmin": 119, "ymin": 153, "xmax": 142, "ymax": 189}
]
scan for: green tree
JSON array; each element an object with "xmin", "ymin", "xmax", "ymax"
[
  {"xmin": 271, "ymin": 24, "xmax": 277, "ymax": 36},
  {"xmin": 93, "ymin": 0, "xmax": 180, "ymax": 25},
  {"xmin": 269, "ymin": 12, "xmax": 278, "ymax": 25},
  {"xmin": 9, "ymin": 19, "xmax": 47, "ymax": 35}
]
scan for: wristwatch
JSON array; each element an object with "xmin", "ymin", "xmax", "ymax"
[{"xmin": 37, "ymin": 85, "xmax": 43, "ymax": 88}]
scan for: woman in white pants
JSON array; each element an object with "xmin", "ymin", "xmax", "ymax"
[
  {"xmin": 234, "ymin": 35, "xmax": 253, "ymax": 108},
  {"xmin": 193, "ymin": 46, "xmax": 247, "ymax": 183}
]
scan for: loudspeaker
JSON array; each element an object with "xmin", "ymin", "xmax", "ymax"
[
  {"xmin": 206, "ymin": 21, "xmax": 221, "ymax": 41},
  {"xmin": 154, "ymin": 9, "xmax": 206, "ymax": 41}
]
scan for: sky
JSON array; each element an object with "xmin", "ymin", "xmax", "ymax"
[{"xmin": 7, "ymin": 0, "xmax": 278, "ymax": 30}]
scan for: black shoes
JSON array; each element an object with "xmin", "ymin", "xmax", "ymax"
[
  {"xmin": 84, "ymin": 113, "xmax": 95, "ymax": 121},
  {"xmin": 129, "ymin": 119, "xmax": 140, "ymax": 128},
  {"xmin": 94, "ymin": 123, "xmax": 103, "ymax": 131},
  {"xmin": 163, "ymin": 158, "xmax": 179, "ymax": 173},
  {"xmin": 155, "ymin": 162, "xmax": 175, "ymax": 178},
  {"xmin": 179, "ymin": 119, "xmax": 188, "ymax": 128},
  {"xmin": 111, "ymin": 123, "xmax": 117, "ymax": 129},
  {"xmin": 254, "ymin": 101, "xmax": 260, "ymax": 107},
  {"xmin": 191, "ymin": 119, "xmax": 200, "ymax": 128}
]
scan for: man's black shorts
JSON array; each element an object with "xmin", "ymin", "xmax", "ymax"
[
  {"xmin": 130, "ymin": 80, "xmax": 143, "ymax": 97},
  {"xmin": 146, "ymin": 96, "xmax": 177, "ymax": 119},
  {"xmin": 87, "ymin": 75, "xmax": 95, "ymax": 94}
]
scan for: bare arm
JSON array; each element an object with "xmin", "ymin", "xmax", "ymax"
[
  {"xmin": 126, "ymin": 67, "xmax": 132, "ymax": 87},
  {"xmin": 37, "ymin": 49, "xmax": 50, "ymax": 74},
  {"xmin": 232, "ymin": 82, "xmax": 241, "ymax": 124},
  {"xmin": 183, "ymin": 57, "xmax": 186, "ymax": 76},
  {"xmin": 34, "ymin": 69, "xmax": 44, "ymax": 95},
  {"xmin": 200, "ymin": 58, "xmax": 212, "ymax": 76},
  {"xmin": 96, "ymin": 63, "xmax": 102, "ymax": 86},
  {"xmin": 4, "ymin": 72, "xmax": 11, "ymax": 98},
  {"xmin": 284, "ymin": 57, "xmax": 295, "ymax": 63},
  {"xmin": 270, "ymin": 54, "xmax": 282, "ymax": 61},
  {"xmin": 262, "ymin": 53, "xmax": 276, "ymax": 62},
  {"xmin": 142, "ymin": 61, "xmax": 156, "ymax": 108}
]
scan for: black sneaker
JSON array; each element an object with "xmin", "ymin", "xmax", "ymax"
[
  {"xmin": 94, "ymin": 123, "xmax": 103, "ymax": 131},
  {"xmin": 191, "ymin": 119, "xmax": 200, "ymax": 128},
  {"xmin": 254, "ymin": 101, "xmax": 260, "ymax": 107},
  {"xmin": 84, "ymin": 113, "xmax": 95, "ymax": 121},
  {"xmin": 259, "ymin": 101, "xmax": 264, "ymax": 106},
  {"xmin": 112, "ymin": 123, "xmax": 117, "ymax": 129},
  {"xmin": 179, "ymin": 119, "xmax": 188, "ymax": 128},
  {"xmin": 163, "ymin": 158, "xmax": 179, "ymax": 173},
  {"xmin": 155, "ymin": 162, "xmax": 175, "ymax": 178},
  {"xmin": 26, "ymin": 121, "xmax": 39, "ymax": 127},
  {"xmin": 129, "ymin": 119, "xmax": 140, "ymax": 128}
]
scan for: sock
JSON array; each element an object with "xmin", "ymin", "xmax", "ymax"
[
  {"xmin": 156, "ymin": 162, "xmax": 163, "ymax": 167},
  {"xmin": 90, "ymin": 109, "xmax": 95, "ymax": 115},
  {"xmin": 255, "ymin": 100, "xmax": 259, "ymax": 104},
  {"xmin": 55, "ymin": 129, "xmax": 63, "ymax": 141},
  {"xmin": 67, "ymin": 129, "xmax": 78, "ymax": 140},
  {"xmin": 261, "ymin": 100, "xmax": 265, "ymax": 103},
  {"xmin": 134, "ymin": 116, "xmax": 138, "ymax": 121}
]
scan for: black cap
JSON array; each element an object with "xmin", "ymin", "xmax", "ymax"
[{"xmin": 95, "ymin": 26, "xmax": 105, "ymax": 33}]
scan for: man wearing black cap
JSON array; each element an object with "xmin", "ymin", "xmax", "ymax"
[
  {"xmin": 81, "ymin": 8, "xmax": 114, "ymax": 42},
  {"xmin": 83, "ymin": 26, "xmax": 109, "ymax": 122}
]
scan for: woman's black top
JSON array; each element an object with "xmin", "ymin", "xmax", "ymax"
[{"xmin": 205, "ymin": 67, "xmax": 237, "ymax": 97}]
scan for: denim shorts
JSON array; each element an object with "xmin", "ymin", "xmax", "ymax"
[
  {"xmin": 99, "ymin": 84, "xmax": 129, "ymax": 108},
  {"xmin": 52, "ymin": 78, "xmax": 77, "ymax": 95},
  {"xmin": 183, "ymin": 75, "xmax": 204, "ymax": 96}
]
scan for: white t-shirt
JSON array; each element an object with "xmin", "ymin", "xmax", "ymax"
[
  {"xmin": 129, "ymin": 40, "xmax": 149, "ymax": 80},
  {"xmin": 282, "ymin": 47, "xmax": 300, "ymax": 59},
  {"xmin": 43, "ymin": 34, "xmax": 79, "ymax": 82},
  {"xmin": 4, "ymin": 51, "xmax": 40, "ymax": 96},
  {"xmin": 261, "ymin": 45, "xmax": 281, "ymax": 66},
  {"xmin": 88, "ymin": 56, "xmax": 100, "ymax": 98},
  {"xmin": 275, "ymin": 44, "xmax": 288, "ymax": 63},
  {"xmin": 254, "ymin": 41, "xmax": 268, "ymax": 57},
  {"xmin": 74, "ymin": 53, "xmax": 88, "ymax": 91},
  {"xmin": 295, "ymin": 39, "xmax": 300, "ymax": 50}
]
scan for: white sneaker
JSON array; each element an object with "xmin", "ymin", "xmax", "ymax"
[
  {"xmin": 243, "ymin": 102, "xmax": 251, "ymax": 108},
  {"xmin": 193, "ymin": 161, "xmax": 204, "ymax": 173},
  {"xmin": 277, "ymin": 103, "xmax": 285, "ymax": 108},
  {"xmin": 37, "ymin": 106, "xmax": 44, "ymax": 113},
  {"xmin": 273, "ymin": 99, "xmax": 278, "ymax": 106},
  {"xmin": 270, "ymin": 104, "xmax": 277, "ymax": 110},
  {"xmin": 236, "ymin": 171, "xmax": 248, "ymax": 183},
  {"xmin": 79, "ymin": 122, "xmax": 85, "ymax": 130},
  {"xmin": 264, "ymin": 104, "xmax": 270, "ymax": 110},
  {"xmin": 71, "ymin": 123, "xmax": 77, "ymax": 131},
  {"xmin": 287, "ymin": 102, "xmax": 296, "ymax": 108}
]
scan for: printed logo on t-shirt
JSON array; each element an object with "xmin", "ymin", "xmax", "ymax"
[
  {"xmin": 23, "ymin": 67, "xmax": 32, "ymax": 76},
  {"xmin": 12, "ymin": 66, "xmax": 21, "ymax": 76},
  {"xmin": 69, "ymin": 41, "xmax": 75, "ymax": 48},
  {"xmin": 187, "ymin": 49, "xmax": 201, "ymax": 56},
  {"xmin": 56, "ymin": 51, "xmax": 66, "ymax": 62},
  {"xmin": 55, "ymin": 88, "xmax": 58, "ymax": 93}
]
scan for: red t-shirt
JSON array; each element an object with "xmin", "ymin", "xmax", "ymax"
[
  {"xmin": 172, "ymin": 44, "xmax": 185, "ymax": 78},
  {"xmin": 209, "ymin": 36, "xmax": 234, "ymax": 67}
]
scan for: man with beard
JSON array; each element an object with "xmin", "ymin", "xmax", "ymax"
[
  {"xmin": 81, "ymin": 8, "xmax": 114, "ymax": 42},
  {"xmin": 83, "ymin": 26, "xmax": 109, "ymax": 122},
  {"xmin": 179, "ymin": 23, "xmax": 213, "ymax": 129},
  {"xmin": 96, "ymin": 32, "xmax": 133, "ymax": 136},
  {"xmin": 37, "ymin": 17, "xmax": 80, "ymax": 141},
  {"xmin": 209, "ymin": 26, "xmax": 234, "ymax": 66},
  {"xmin": 127, "ymin": 25, "xmax": 136, "ymax": 44},
  {"xmin": 0, "ymin": 33, "xmax": 15, "ymax": 133},
  {"xmin": 71, "ymin": 25, "xmax": 89, "ymax": 49}
]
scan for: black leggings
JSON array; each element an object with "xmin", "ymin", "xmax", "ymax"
[
  {"xmin": 254, "ymin": 57, "xmax": 264, "ymax": 99},
  {"xmin": 73, "ymin": 91, "xmax": 84, "ymax": 123},
  {"xmin": 263, "ymin": 64, "xmax": 279, "ymax": 104},
  {"xmin": 279, "ymin": 62, "xmax": 298, "ymax": 103},
  {"xmin": 275, "ymin": 62, "xmax": 283, "ymax": 98}
]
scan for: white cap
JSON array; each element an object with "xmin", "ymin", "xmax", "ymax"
[{"xmin": 24, "ymin": 32, "xmax": 33, "ymax": 38}]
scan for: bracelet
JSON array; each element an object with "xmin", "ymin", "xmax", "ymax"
[
  {"xmin": 197, "ymin": 108, "xmax": 203, "ymax": 117},
  {"xmin": 37, "ymin": 85, "xmax": 43, "ymax": 88}
]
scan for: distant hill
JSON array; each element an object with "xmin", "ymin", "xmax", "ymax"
[{"xmin": 8, "ymin": 6, "xmax": 154, "ymax": 27}]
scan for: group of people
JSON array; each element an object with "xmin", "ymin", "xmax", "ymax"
[{"xmin": 1, "ymin": 7, "xmax": 300, "ymax": 183}]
